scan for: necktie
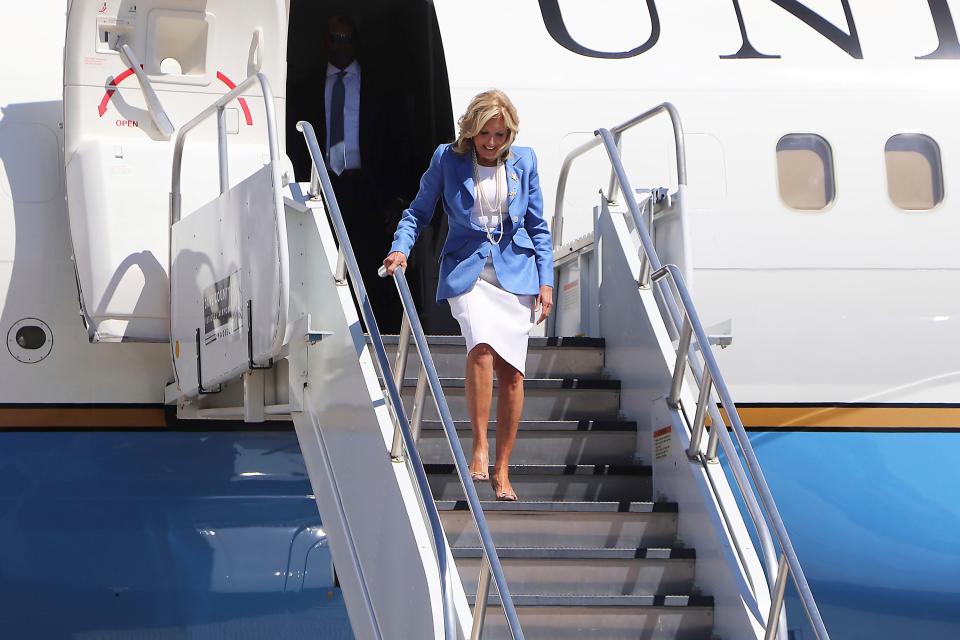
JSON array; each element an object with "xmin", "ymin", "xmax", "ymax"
[{"xmin": 329, "ymin": 70, "xmax": 347, "ymax": 175}]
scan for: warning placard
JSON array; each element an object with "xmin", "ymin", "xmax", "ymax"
[
  {"xmin": 203, "ymin": 271, "xmax": 242, "ymax": 345},
  {"xmin": 654, "ymin": 425, "xmax": 672, "ymax": 460}
]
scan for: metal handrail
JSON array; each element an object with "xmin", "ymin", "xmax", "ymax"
[
  {"xmin": 552, "ymin": 102, "xmax": 686, "ymax": 248},
  {"xmin": 169, "ymin": 72, "xmax": 290, "ymax": 368},
  {"xmin": 297, "ymin": 121, "xmax": 517, "ymax": 640},
  {"xmin": 588, "ymin": 126, "xmax": 829, "ymax": 639}
]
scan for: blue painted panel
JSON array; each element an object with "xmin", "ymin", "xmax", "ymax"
[
  {"xmin": 0, "ymin": 431, "xmax": 354, "ymax": 639},
  {"xmin": 741, "ymin": 432, "xmax": 960, "ymax": 640}
]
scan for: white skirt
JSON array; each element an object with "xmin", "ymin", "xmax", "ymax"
[{"xmin": 449, "ymin": 259, "xmax": 536, "ymax": 375}]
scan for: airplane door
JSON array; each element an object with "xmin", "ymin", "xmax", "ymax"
[{"xmin": 63, "ymin": 0, "xmax": 287, "ymax": 342}]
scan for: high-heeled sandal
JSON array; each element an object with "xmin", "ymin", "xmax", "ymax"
[
  {"xmin": 469, "ymin": 454, "xmax": 489, "ymax": 482},
  {"xmin": 491, "ymin": 477, "xmax": 518, "ymax": 502}
]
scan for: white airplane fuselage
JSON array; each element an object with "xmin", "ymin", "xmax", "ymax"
[{"xmin": 1, "ymin": 0, "xmax": 958, "ymax": 427}]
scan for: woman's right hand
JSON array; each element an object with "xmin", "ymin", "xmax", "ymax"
[{"xmin": 383, "ymin": 251, "xmax": 408, "ymax": 275}]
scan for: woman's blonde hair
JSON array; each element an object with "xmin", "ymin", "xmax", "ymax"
[{"xmin": 452, "ymin": 90, "xmax": 519, "ymax": 159}]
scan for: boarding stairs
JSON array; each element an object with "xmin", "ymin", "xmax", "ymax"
[
  {"xmin": 110, "ymin": 65, "xmax": 831, "ymax": 639},
  {"xmin": 157, "ymin": 89, "xmax": 833, "ymax": 637},
  {"xmin": 61, "ymin": 4, "xmax": 831, "ymax": 635},
  {"xmin": 382, "ymin": 334, "xmax": 714, "ymax": 639}
]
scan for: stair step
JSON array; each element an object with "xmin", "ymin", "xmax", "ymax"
[
  {"xmin": 418, "ymin": 420, "xmax": 637, "ymax": 465},
  {"xmin": 453, "ymin": 547, "xmax": 695, "ymax": 596},
  {"xmin": 420, "ymin": 419, "xmax": 637, "ymax": 432},
  {"xmin": 472, "ymin": 595, "xmax": 714, "ymax": 640},
  {"xmin": 437, "ymin": 501, "xmax": 678, "ymax": 549},
  {"xmin": 426, "ymin": 464, "xmax": 651, "ymax": 502},
  {"xmin": 402, "ymin": 379, "xmax": 621, "ymax": 421},
  {"xmin": 453, "ymin": 547, "xmax": 695, "ymax": 560},
  {"xmin": 379, "ymin": 335, "xmax": 606, "ymax": 348},
  {"xmin": 402, "ymin": 377, "xmax": 619, "ymax": 389},
  {"xmin": 376, "ymin": 335, "xmax": 606, "ymax": 378}
]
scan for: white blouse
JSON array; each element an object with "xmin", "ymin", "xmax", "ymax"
[{"xmin": 471, "ymin": 163, "xmax": 508, "ymax": 232}]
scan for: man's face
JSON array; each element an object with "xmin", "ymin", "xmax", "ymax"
[{"xmin": 325, "ymin": 21, "xmax": 357, "ymax": 69}]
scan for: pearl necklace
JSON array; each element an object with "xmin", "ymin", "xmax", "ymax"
[{"xmin": 472, "ymin": 151, "xmax": 504, "ymax": 244}]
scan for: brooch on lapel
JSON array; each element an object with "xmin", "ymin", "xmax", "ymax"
[
  {"xmin": 510, "ymin": 173, "xmax": 518, "ymax": 181},
  {"xmin": 508, "ymin": 190, "xmax": 516, "ymax": 198}
]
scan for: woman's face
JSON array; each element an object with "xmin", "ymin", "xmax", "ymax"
[{"xmin": 472, "ymin": 115, "xmax": 508, "ymax": 165}]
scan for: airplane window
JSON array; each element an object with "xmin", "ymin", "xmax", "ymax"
[
  {"xmin": 885, "ymin": 134, "xmax": 944, "ymax": 211},
  {"xmin": 776, "ymin": 134, "xmax": 835, "ymax": 210}
]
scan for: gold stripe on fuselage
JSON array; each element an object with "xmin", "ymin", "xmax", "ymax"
[
  {"xmin": 726, "ymin": 406, "xmax": 960, "ymax": 430},
  {"xmin": 0, "ymin": 407, "xmax": 167, "ymax": 429},
  {"xmin": 0, "ymin": 405, "xmax": 957, "ymax": 430}
]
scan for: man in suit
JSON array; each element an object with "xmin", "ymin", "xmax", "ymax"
[{"xmin": 314, "ymin": 15, "xmax": 404, "ymax": 331}]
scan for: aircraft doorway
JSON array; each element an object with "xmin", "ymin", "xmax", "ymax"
[{"xmin": 285, "ymin": 0, "xmax": 457, "ymax": 334}]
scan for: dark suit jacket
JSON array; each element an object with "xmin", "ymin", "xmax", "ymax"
[{"xmin": 288, "ymin": 60, "xmax": 407, "ymax": 217}]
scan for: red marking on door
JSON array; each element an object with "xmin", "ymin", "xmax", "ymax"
[
  {"xmin": 216, "ymin": 71, "xmax": 253, "ymax": 126},
  {"xmin": 96, "ymin": 67, "xmax": 255, "ymax": 126},
  {"xmin": 97, "ymin": 66, "xmax": 139, "ymax": 117}
]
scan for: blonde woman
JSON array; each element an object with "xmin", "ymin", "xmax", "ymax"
[{"xmin": 383, "ymin": 90, "xmax": 553, "ymax": 501}]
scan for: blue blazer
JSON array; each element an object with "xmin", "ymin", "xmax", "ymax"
[{"xmin": 390, "ymin": 144, "xmax": 554, "ymax": 302}]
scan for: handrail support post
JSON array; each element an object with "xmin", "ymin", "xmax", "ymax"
[
  {"xmin": 309, "ymin": 164, "xmax": 322, "ymax": 200},
  {"xmin": 705, "ymin": 411, "xmax": 722, "ymax": 461},
  {"xmin": 687, "ymin": 367, "xmax": 713, "ymax": 459},
  {"xmin": 217, "ymin": 106, "xmax": 229, "ymax": 194},
  {"xmin": 763, "ymin": 554, "xmax": 790, "ymax": 640},
  {"xmin": 470, "ymin": 554, "xmax": 492, "ymax": 640},
  {"xmin": 638, "ymin": 192, "xmax": 655, "ymax": 288},
  {"xmin": 390, "ymin": 315, "xmax": 413, "ymax": 461},
  {"xmin": 410, "ymin": 367, "xmax": 428, "ymax": 444},
  {"xmin": 668, "ymin": 318, "xmax": 692, "ymax": 408},
  {"xmin": 335, "ymin": 248, "xmax": 348, "ymax": 285}
]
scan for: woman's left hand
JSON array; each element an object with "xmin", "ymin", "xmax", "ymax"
[{"xmin": 536, "ymin": 285, "xmax": 554, "ymax": 325}]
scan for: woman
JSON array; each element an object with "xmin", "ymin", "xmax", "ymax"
[{"xmin": 383, "ymin": 90, "xmax": 553, "ymax": 501}]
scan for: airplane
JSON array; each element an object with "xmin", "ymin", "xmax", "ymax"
[{"xmin": 0, "ymin": 0, "xmax": 957, "ymax": 638}]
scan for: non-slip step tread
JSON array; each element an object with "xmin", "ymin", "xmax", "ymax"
[
  {"xmin": 402, "ymin": 377, "xmax": 619, "ymax": 390},
  {"xmin": 453, "ymin": 547, "xmax": 695, "ymax": 560},
  {"xmin": 419, "ymin": 420, "xmax": 637, "ymax": 432},
  {"xmin": 436, "ymin": 500, "xmax": 678, "ymax": 513},
  {"xmin": 376, "ymin": 335, "xmax": 605, "ymax": 348},
  {"xmin": 471, "ymin": 594, "xmax": 714, "ymax": 607},
  {"xmin": 425, "ymin": 463, "xmax": 651, "ymax": 476}
]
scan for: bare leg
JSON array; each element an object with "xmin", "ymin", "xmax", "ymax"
[
  {"xmin": 466, "ymin": 344, "xmax": 495, "ymax": 479},
  {"xmin": 492, "ymin": 355, "xmax": 524, "ymax": 500}
]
